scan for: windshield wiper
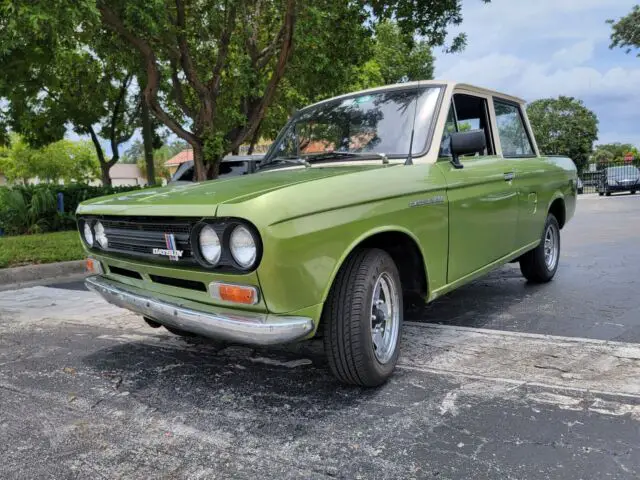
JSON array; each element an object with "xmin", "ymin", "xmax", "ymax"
[
  {"xmin": 258, "ymin": 157, "xmax": 311, "ymax": 171},
  {"xmin": 307, "ymin": 151, "xmax": 389, "ymax": 164}
]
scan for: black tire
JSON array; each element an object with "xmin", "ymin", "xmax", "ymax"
[
  {"xmin": 598, "ymin": 192, "xmax": 604, "ymax": 197},
  {"xmin": 606, "ymin": 191, "xmax": 612, "ymax": 196},
  {"xmin": 631, "ymin": 190, "xmax": 636, "ymax": 195},
  {"xmin": 323, "ymin": 248, "xmax": 403, "ymax": 387},
  {"xmin": 519, "ymin": 214, "xmax": 560, "ymax": 283}
]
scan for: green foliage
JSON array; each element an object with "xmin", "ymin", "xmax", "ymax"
[
  {"xmin": 0, "ymin": 183, "xmax": 140, "ymax": 235},
  {"xmin": 0, "ymin": 1, "xmax": 139, "ymax": 184},
  {"xmin": 608, "ymin": 5, "xmax": 640, "ymax": 56},
  {"xmin": 0, "ymin": 188, "xmax": 61, "ymax": 235},
  {"xmin": 352, "ymin": 21, "xmax": 434, "ymax": 90},
  {"xmin": 593, "ymin": 143, "xmax": 639, "ymax": 162},
  {"xmin": 1, "ymin": 0, "xmax": 485, "ymax": 180},
  {"xmin": 526, "ymin": 96, "xmax": 599, "ymax": 172},
  {"xmin": 0, "ymin": 134, "xmax": 99, "ymax": 183},
  {"xmin": 124, "ymin": 139, "xmax": 185, "ymax": 180},
  {"xmin": 0, "ymin": 230, "xmax": 84, "ymax": 268}
]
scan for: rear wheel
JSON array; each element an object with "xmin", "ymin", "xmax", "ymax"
[
  {"xmin": 323, "ymin": 248, "xmax": 403, "ymax": 387},
  {"xmin": 519, "ymin": 214, "xmax": 560, "ymax": 283},
  {"xmin": 606, "ymin": 191, "xmax": 612, "ymax": 196},
  {"xmin": 631, "ymin": 190, "xmax": 636, "ymax": 195}
]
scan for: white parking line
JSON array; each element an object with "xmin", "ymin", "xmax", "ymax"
[
  {"xmin": 401, "ymin": 322, "xmax": 640, "ymax": 398},
  {"xmin": 2, "ymin": 286, "xmax": 640, "ymax": 404}
]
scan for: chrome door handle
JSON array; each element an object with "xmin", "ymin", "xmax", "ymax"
[{"xmin": 504, "ymin": 172, "xmax": 515, "ymax": 181}]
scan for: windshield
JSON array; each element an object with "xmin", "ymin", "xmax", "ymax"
[
  {"xmin": 262, "ymin": 86, "xmax": 442, "ymax": 166},
  {"xmin": 606, "ymin": 166, "xmax": 640, "ymax": 178}
]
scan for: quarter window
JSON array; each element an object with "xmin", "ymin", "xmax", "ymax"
[{"xmin": 493, "ymin": 100, "xmax": 535, "ymax": 157}]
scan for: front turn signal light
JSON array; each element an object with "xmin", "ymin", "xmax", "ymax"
[
  {"xmin": 86, "ymin": 257, "xmax": 103, "ymax": 275},
  {"xmin": 209, "ymin": 282, "xmax": 259, "ymax": 305}
]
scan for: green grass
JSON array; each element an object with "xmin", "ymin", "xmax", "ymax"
[{"xmin": 0, "ymin": 230, "xmax": 85, "ymax": 268}]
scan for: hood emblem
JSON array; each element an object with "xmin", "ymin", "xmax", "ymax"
[{"xmin": 152, "ymin": 233, "xmax": 183, "ymax": 261}]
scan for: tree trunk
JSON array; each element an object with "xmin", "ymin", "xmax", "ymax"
[
  {"xmin": 192, "ymin": 143, "xmax": 207, "ymax": 182},
  {"xmin": 247, "ymin": 122, "xmax": 262, "ymax": 155},
  {"xmin": 100, "ymin": 163, "xmax": 113, "ymax": 187},
  {"xmin": 141, "ymin": 99, "xmax": 156, "ymax": 186},
  {"xmin": 206, "ymin": 154, "xmax": 221, "ymax": 179}
]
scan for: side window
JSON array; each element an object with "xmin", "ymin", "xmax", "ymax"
[
  {"xmin": 439, "ymin": 93, "xmax": 495, "ymax": 157},
  {"xmin": 493, "ymin": 100, "xmax": 535, "ymax": 157},
  {"xmin": 439, "ymin": 106, "xmax": 457, "ymax": 156}
]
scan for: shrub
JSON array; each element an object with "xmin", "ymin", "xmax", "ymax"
[{"xmin": 0, "ymin": 183, "xmax": 141, "ymax": 235}]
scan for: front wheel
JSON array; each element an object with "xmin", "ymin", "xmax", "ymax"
[
  {"xmin": 323, "ymin": 248, "xmax": 403, "ymax": 387},
  {"xmin": 519, "ymin": 214, "xmax": 560, "ymax": 283}
]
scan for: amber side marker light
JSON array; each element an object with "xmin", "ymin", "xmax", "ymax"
[
  {"xmin": 210, "ymin": 282, "xmax": 259, "ymax": 305},
  {"xmin": 86, "ymin": 257, "xmax": 103, "ymax": 275}
]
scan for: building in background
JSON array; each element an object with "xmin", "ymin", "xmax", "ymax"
[
  {"xmin": 165, "ymin": 149, "xmax": 194, "ymax": 177},
  {"xmin": 107, "ymin": 164, "xmax": 146, "ymax": 187}
]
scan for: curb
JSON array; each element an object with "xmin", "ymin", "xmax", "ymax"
[{"xmin": 0, "ymin": 260, "xmax": 87, "ymax": 287}]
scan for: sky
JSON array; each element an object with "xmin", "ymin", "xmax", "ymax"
[{"xmin": 433, "ymin": 0, "xmax": 640, "ymax": 147}]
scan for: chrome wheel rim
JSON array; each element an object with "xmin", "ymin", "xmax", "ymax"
[
  {"xmin": 543, "ymin": 223, "xmax": 559, "ymax": 270},
  {"xmin": 370, "ymin": 272, "xmax": 400, "ymax": 364}
]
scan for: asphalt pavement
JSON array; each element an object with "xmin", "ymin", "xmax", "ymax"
[{"xmin": 1, "ymin": 193, "xmax": 639, "ymax": 479}]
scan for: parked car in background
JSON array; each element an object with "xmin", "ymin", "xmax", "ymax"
[
  {"xmin": 77, "ymin": 80, "xmax": 576, "ymax": 387},
  {"xmin": 597, "ymin": 165, "xmax": 640, "ymax": 196},
  {"xmin": 169, "ymin": 155, "xmax": 264, "ymax": 185}
]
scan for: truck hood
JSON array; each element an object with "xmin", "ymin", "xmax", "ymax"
[{"xmin": 76, "ymin": 165, "xmax": 386, "ymax": 217}]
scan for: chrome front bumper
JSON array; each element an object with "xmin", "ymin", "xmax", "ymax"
[{"xmin": 85, "ymin": 275, "xmax": 314, "ymax": 345}]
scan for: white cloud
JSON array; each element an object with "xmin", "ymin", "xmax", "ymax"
[
  {"xmin": 435, "ymin": 0, "xmax": 640, "ymax": 146},
  {"xmin": 551, "ymin": 40, "xmax": 595, "ymax": 67}
]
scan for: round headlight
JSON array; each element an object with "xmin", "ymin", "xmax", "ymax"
[
  {"xmin": 94, "ymin": 221, "xmax": 108, "ymax": 249},
  {"xmin": 199, "ymin": 225, "xmax": 221, "ymax": 264},
  {"xmin": 230, "ymin": 225, "xmax": 257, "ymax": 268},
  {"xmin": 83, "ymin": 221, "xmax": 94, "ymax": 246}
]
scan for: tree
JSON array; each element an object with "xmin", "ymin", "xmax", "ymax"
[
  {"xmin": 1, "ymin": 0, "xmax": 487, "ymax": 182},
  {"xmin": 526, "ymin": 96, "xmax": 599, "ymax": 172},
  {"xmin": 592, "ymin": 143, "xmax": 639, "ymax": 165},
  {"xmin": 608, "ymin": 5, "xmax": 640, "ymax": 56},
  {"xmin": 351, "ymin": 20, "xmax": 435, "ymax": 90},
  {"xmin": 0, "ymin": 134, "xmax": 99, "ymax": 184},
  {"xmin": 0, "ymin": 1, "xmax": 140, "ymax": 186},
  {"xmin": 96, "ymin": 0, "xmax": 487, "ymax": 180}
]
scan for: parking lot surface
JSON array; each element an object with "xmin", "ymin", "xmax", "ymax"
[{"xmin": 1, "ymin": 194, "xmax": 640, "ymax": 479}]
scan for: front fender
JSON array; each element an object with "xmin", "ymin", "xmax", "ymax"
[{"xmin": 253, "ymin": 194, "xmax": 447, "ymax": 318}]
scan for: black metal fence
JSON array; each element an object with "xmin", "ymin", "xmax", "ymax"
[{"xmin": 579, "ymin": 161, "xmax": 640, "ymax": 195}]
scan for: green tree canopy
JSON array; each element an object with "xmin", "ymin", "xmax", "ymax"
[
  {"xmin": 592, "ymin": 143, "xmax": 639, "ymax": 163},
  {"xmin": 0, "ymin": 1, "xmax": 140, "ymax": 186},
  {"xmin": 351, "ymin": 20, "xmax": 435, "ymax": 90},
  {"xmin": 1, "ymin": 0, "xmax": 488, "ymax": 181},
  {"xmin": 526, "ymin": 96, "xmax": 599, "ymax": 171},
  {"xmin": 608, "ymin": 5, "xmax": 640, "ymax": 56},
  {"xmin": 0, "ymin": 134, "xmax": 99, "ymax": 184}
]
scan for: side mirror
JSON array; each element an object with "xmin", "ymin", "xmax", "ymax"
[{"xmin": 450, "ymin": 129, "xmax": 487, "ymax": 169}]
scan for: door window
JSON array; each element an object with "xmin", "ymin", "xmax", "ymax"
[
  {"xmin": 493, "ymin": 100, "xmax": 535, "ymax": 157},
  {"xmin": 439, "ymin": 93, "xmax": 495, "ymax": 157}
]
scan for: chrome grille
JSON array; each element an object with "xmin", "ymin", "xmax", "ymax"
[{"xmin": 90, "ymin": 217, "xmax": 197, "ymax": 264}]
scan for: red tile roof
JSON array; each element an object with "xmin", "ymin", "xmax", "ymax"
[{"xmin": 165, "ymin": 149, "xmax": 194, "ymax": 166}]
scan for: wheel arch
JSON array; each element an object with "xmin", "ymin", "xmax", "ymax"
[
  {"xmin": 548, "ymin": 195, "xmax": 566, "ymax": 229},
  {"xmin": 320, "ymin": 227, "xmax": 430, "ymax": 305}
]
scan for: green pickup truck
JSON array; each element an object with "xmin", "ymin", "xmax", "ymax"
[{"xmin": 78, "ymin": 81, "xmax": 577, "ymax": 387}]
